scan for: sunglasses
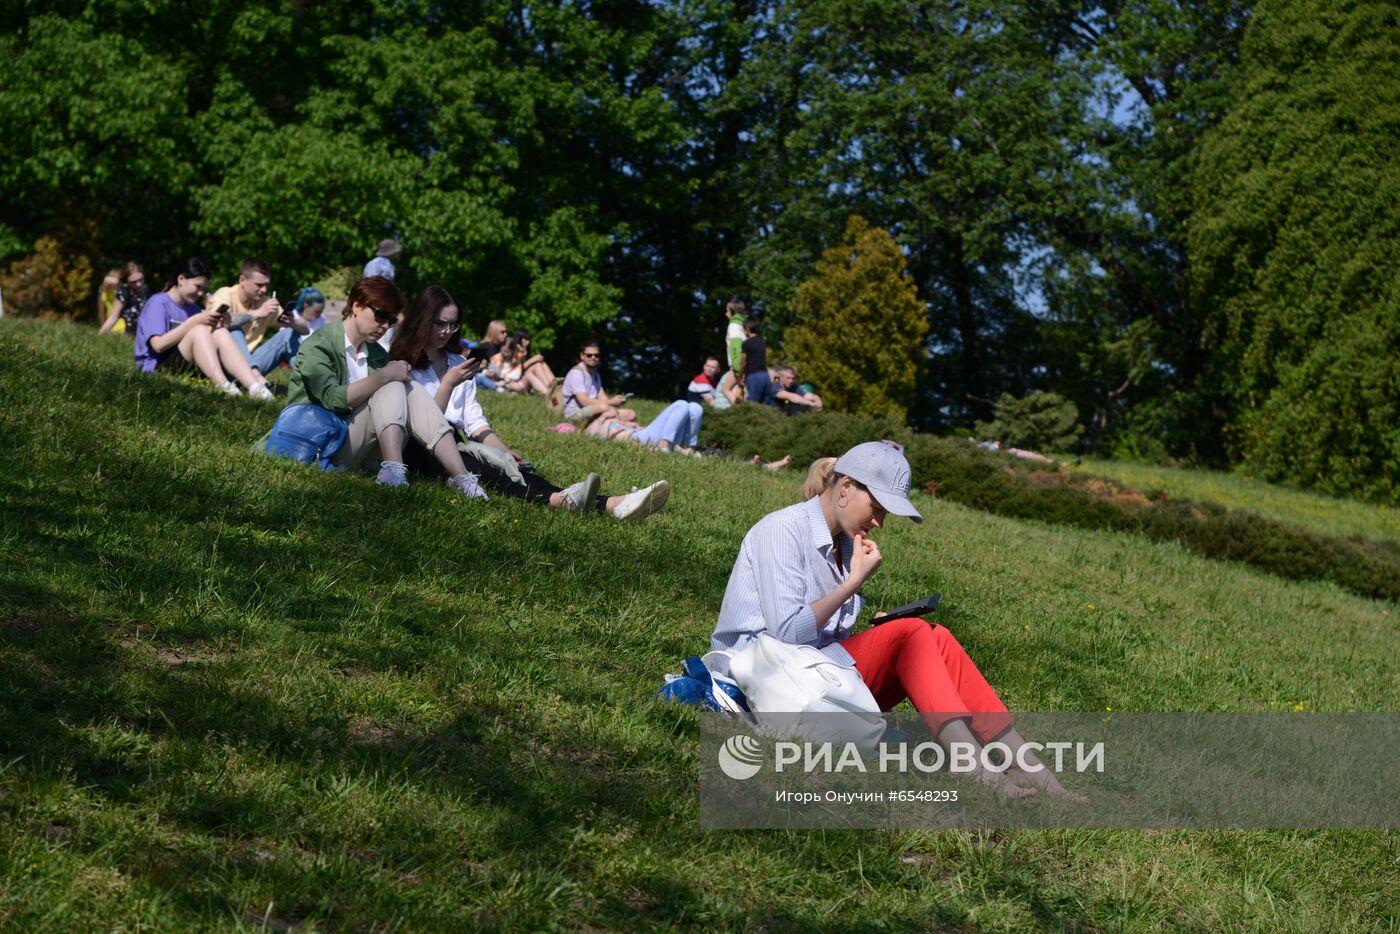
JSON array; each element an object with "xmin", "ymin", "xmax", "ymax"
[
  {"xmin": 368, "ymin": 305, "xmax": 397, "ymax": 325},
  {"xmin": 582, "ymin": 351, "xmax": 601, "ymax": 359}
]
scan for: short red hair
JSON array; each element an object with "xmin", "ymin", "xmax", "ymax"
[{"xmin": 348, "ymin": 275, "xmax": 403, "ymax": 315}]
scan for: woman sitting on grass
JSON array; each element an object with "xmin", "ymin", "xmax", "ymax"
[
  {"xmin": 99, "ymin": 261, "xmax": 149, "ymax": 336},
  {"xmin": 492, "ymin": 329, "xmax": 558, "ymax": 396},
  {"xmin": 388, "ymin": 285, "xmax": 670, "ymax": 520},
  {"xmin": 279, "ymin": 275, "xmax": 487, "ymax": 498},
  {"xmin": 133, "ymin": 257, "xmax": 266, "ymax": 396},
  {"xmin": 711, "ymin": 441, "xmax": 1079, "ymax": 800}
]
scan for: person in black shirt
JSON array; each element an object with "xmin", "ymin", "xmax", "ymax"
[
  {"xmin": 98, "ymin": 262, "xmax": 149, "ymax": 335},
  {"xmin": 774, "ymin": 365, "xmax": 823, "ymax": 414},
  {"xmin": 739, "ymin": 316, "xmax": 774, "ymax": 405}
]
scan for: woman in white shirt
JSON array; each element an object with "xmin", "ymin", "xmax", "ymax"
[
  {"xmin": 389, "ymin": 285, "xmax": 671, "ymax": 521},
  {"xmin": 712, "ymin": 441, "xmax": 1079, "ymax": 799}
]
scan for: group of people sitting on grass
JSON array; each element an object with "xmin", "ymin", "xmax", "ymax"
[
  {"xmin": 110, "ymin": 253, "xmax": 1076, "ymax": 798},
  {"xmin": 122, "ymin": 260, "xmax": 670, "ymax": 520},
  {"xmin": 113, "ymin": 256, "xmax": 328, "ymax": 401},
  {"xmin": 112, "ymin": 256, "xmax": 831, "ymax": 516}
]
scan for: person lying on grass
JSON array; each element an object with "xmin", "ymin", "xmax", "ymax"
[
  {"xmin": 388, "ymin": 285, "xmax": 670, "ymax": 520},
  {"xmin": 277, "ymin": 274, "xmax": 488, "ymax": 498},
  {"xmin": 133, "ymin": 256, "xmax": 269, "ymax": 398},
  {"xmin": 711, "ymin": 440, "xmax": 1081, "ymax": 800},
  {"xmin": 587, "ymin": 399, "xmax": 705, "ymax": 453}
]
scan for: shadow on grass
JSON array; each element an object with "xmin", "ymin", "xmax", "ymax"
[{"xmin": 0, "ymin": 320, "xmax": 1101, "ymax": 930}]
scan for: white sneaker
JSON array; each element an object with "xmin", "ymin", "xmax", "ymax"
[
  {"xmin": 248, "ymin": 382, "xmax": 275, "ymax": 401},
  {"xmin": 376, "ymin": 461, "xmax": 409, "ymax": 488},
  {"xmin": 611, "ymin": 480, "xmax": 670, "ymax": 521},
  {"xmin": 560, "ymin": 473, "xmax": 601, "ymax": 512},
  {"xmin": 217, "ymin": 380, "xmax": 242, "ymax": 396},
  {"xmin": 448, "ymin": 472, "xmax": 489, "ymax": 500}
]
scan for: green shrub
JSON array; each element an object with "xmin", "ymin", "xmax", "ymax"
[
  {"xmin": 701, "ymin": 403, "xmax": 1400, "ymax": 602},
  {"xmin": 974, "ymin": 391, "xmax": 1083, "ymax": 453},
  {"xmin": 700, "ymin": 405, "xmax": 912, "ymax": 465}
]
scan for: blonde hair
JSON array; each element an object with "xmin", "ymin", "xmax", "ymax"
[{"xmin": 802, "ymin": 457, "xmax": 839, "ymax": 499}]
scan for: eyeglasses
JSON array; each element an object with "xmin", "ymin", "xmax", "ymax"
[
  {"xmin": 582, "ymin": 352, "xmax": 601, "ymax": 359},
  {"xmin": 369, "ymin": 306, "xmax": 397, "ymax": 325},
  {"xmin": 432, "ymin": 319, "xmax": 460, "ymax": 332}
]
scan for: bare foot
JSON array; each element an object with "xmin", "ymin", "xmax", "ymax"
[
  {"xmin": 973, "ymin": 768, "xmax": 1037, "ymax": 799},
  {"xmin": 1009, "ymin": 767, "xmax": 1088, "ymax": 803}
]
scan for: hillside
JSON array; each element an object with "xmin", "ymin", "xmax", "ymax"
[{"xmin": 1, "ymin": 320, "xmax": 1396, "ymax": 930}]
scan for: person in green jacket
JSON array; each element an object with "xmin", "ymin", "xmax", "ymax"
[
  {"xmin": 283, "ymin": 275, "xmax": 487, "ymax": 497},
  {"xmin": 724, "ymin": 295, "xmax": 748, "ymax": 384}
]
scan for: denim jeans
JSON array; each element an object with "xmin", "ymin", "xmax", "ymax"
[
  {"xmin": 633, "ymin": 400, "xmax": 703, "ymax": 448},
  {"xmin": 229, "ymin": 327, "xmax": 301, "ymax": 374},
  {"xmin": 745, "ymin": 370, "xmax": 775, "ymax": 406},
  {"xmin": 474, "ymin": 372, "xmax": 501, "ymax": 392}
]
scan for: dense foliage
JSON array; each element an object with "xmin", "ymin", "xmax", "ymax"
[
  {"xmin": 6, "ymin": 0, "xmax": 1395, "ymax": 500},
  {"xmin": 1190, "ymin": 0, "xmax": 1400, "ymax": 501}
]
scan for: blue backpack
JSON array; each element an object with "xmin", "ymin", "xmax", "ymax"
[{"xmin": 262, "ymin": 404, "xmax": 348, "ymax": 470}]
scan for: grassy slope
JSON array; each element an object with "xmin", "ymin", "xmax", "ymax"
[
  {"xmin": 1, "ymin": 319, "xmax": 1396, "ymax": 931},
  {"xmin": 1070, "ymin": 457, "xmax": 1400, "ymax": 546}
]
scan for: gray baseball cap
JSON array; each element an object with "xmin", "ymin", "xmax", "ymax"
[{"xmin": 833, "ymin": 440, "xmax": 922, "ymax": 523}]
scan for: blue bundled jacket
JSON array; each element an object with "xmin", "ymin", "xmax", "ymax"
[{"xmin": 261, "ymin": 403, "xmax": 348, "ymax": 470}]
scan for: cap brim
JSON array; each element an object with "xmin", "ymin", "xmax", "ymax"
[{"xmin": 869, "ymin": 487, "xmax": 922, "ymax": 524}]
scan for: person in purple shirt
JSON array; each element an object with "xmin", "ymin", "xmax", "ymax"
[{"xmin": 133, "ymin": 257, "xmax": 265, "ymax": 396}]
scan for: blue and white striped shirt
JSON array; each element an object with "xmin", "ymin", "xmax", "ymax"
[{"xmin": 712, "ymin": 497, "xmax": 864, "ymax": 666}]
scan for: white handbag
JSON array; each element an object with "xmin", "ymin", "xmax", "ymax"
[{"xmin": 727, "ymin": 633, "xmax": 885, "ymax": 750}]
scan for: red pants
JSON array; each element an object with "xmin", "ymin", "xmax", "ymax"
[{"xmin": 842, "ymin": 617, "xmax": 1011, "ymax": 743}]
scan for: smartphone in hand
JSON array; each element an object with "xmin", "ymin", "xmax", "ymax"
[{"xmin": 873, "ymin": 593, "xmax": 941, "ymax": 624}]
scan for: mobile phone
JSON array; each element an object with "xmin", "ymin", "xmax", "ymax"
[
  {"xmin": 621, "ymin": 392, "xmax": 634, "ymax": 401},
  {"xmin": 467, "ymin": 343, "xmax": 492, "ymax": 362},
  {"xmin": 212, "ymin": 303, "xmax": 230, "ymax": 319},
  {"xmin": 873, "ymin": 593, "xmax": 941, "ymax": 624}
]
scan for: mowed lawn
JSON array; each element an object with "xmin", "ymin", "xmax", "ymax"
[{"xmin": 1, "ymin": 319, "xmax": 1397, "ymax": 931}]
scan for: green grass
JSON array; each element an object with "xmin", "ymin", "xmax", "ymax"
[
  {"xmin": 1, "ymin": 319, "xmax": 1397, "ymax": 931},
  {"xmin": 1071, "ymin": 457, "xmax": 1400, "ymax": 546}
]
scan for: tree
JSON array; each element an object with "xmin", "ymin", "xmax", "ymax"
[
  {"xmin": 783, "ymin": 216, "xmax": 928, "ymax": 420},
  {"xmin": 729, "ymin": 0, "xmax": 1107, "ymax": 429},
  {"xmin": 0, "ymin": 235, "xmax": 92, "ymax": 319},
  {"xmin": 1190, "ymin": 0, "xmax": 1400, "ymax": 501},
  {"xmin": 974, "ymin": 392, "xmax": 1084, "ymax": 453}
]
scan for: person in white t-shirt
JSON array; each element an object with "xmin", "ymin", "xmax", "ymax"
[{"xmin": 389, "ymin": 286, "xmax": 670, "ymax": 520}]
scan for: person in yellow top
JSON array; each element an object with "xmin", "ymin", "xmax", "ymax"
[
  {"xmin": 98, "ymin": 262, "xmax": 150, "ymax": 335},
  {"xmin": 205, "ymin": 257, "xmax": 310, "ymax": 399}
]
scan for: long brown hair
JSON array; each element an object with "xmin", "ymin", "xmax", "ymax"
[{"xmin": 390, "ymin": 284, "xmax": 457, "ymax": 369}]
